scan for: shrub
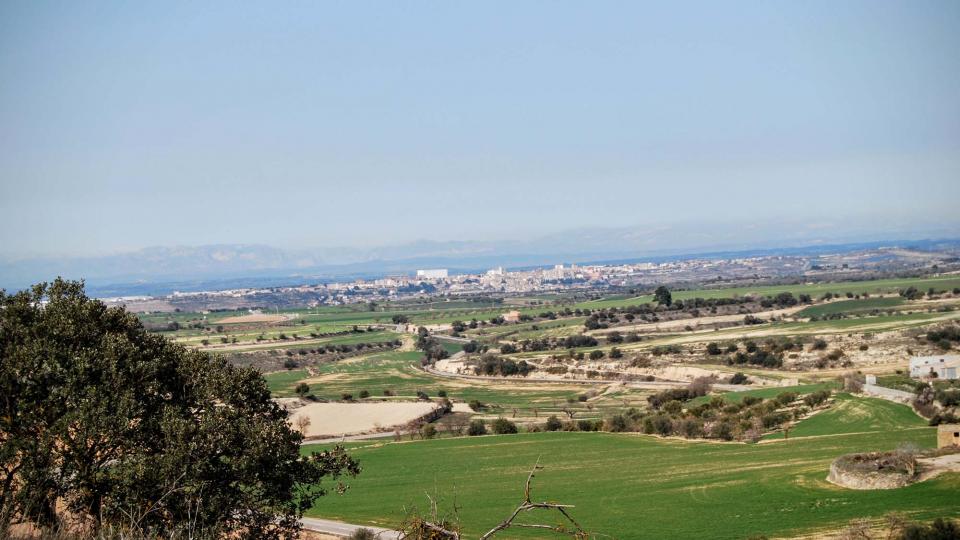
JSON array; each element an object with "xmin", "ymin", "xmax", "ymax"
[
  {"xmin": 775, "ymin": 392, "xmax": 798, "ymax": 406},
  {"xmin": 295, "ymin": 382, "xmax": 310, "ymax": 398},
  {"xmin": 577, "ymin": 419, "xmax": 600, "ymax": 432},
  {"xmin": 803, "ymin": 389, "xmax": 832, "ymax": 407},
  {"xmin": 351, "ymin": 528, "xmax": 376, "ymax": 540},
  {"xmin": 900, "ymin": 517, "xmax": 960, "ymax": 540},
  {"xmin": 358, "ymin": 389, "xmax": 370, "ymax": 399},
  {"xmin": 491, "ymin": 417, "xmax": 518, "ymax": 434},
  {"xmin": 545, "ymin": 415, "xmax": 563, "ymax": 431},
  {"xmin": 467, "ymin": 420, "xmax": 487, "ymax": 436},
  {"xmin": 607, "ymin": 414, "xmax": 630, "ymax": 432},
  {"xmin": 730, "ymin": 372, "xmax": 750, "ymax": 385},
  {"xmin": 421, "ymin": 424, "xmax": 437, "ymax": 439},
  {"xmin": 468, "ymin": 399, "xmax": 487, "ymax": 411}
]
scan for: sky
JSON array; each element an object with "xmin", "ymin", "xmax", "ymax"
[{"xmin": 1, "ymin": 1, "xmax": 958, "ymax": 259}]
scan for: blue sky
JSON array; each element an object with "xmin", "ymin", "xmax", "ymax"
[{"xmin": 1, "ymin": 1, "xmax": 958, "ymax": 258}]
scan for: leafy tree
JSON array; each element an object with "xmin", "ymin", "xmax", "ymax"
[
  {"xmin": 491, "ymin": 417, "xmax": 518, "ymax": 434},
  {"xmin": 295, "ymin": 381, "xmax": 311, "ymax": 397},
  {"xmin": 467, "ymin": 420, "xmax": 487, "ymax": 436},
  {"xmin": 0, "ymin": 279, "xmax": 359, "ymax": 537},
  {"xmin": 654, "ymin": 286, "xmax": 672, "ymax": 306}
]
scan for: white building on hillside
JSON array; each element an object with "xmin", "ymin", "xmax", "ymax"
[
  {"xmin": 416, "ymin": 268, "xmax": 448, "ymax": 279},
  {"xmin": 909, "ymin": 355, "xmax": 960, "ymax": 380}
]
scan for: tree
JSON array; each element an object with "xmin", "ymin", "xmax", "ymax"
[
  {"xmin": 544, "ymin": 416, "xmax": 563, "ymax": 431},
  {"xmin": 0, "ymin": 279, "xmax": 359, "ymax": 537},
  {"xmin": 296, "ymin": 415, "xmax": 312, "ymax": 434},
  {"xmin": 654, "ymin": 286, "xmax": 672, "ymax": 306},
  {"xmin": 296, "ymin": 381, "xmax": 311, "ymax": 398},
  {"xmin": 491, "ymin": 418, "xmax": 518, "ymax": 434},
  {"xmin": 467, "ymin": 420, "xmax": 487, "ymax": 436}
]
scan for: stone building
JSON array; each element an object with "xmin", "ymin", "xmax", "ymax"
[{"xmin": 938, "ymin": 424, "xmax": 960, "ymax": 449}]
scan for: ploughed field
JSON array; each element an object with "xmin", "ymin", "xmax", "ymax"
[{"xmin": 302, "ymin": 395, "xmax": 959, "ymax": 539}]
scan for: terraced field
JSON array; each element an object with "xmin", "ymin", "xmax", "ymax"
[
  {"xmin": 269, "ymin": 350, "xmax": 648, "ymax": 418},
  {"xmin": 302, "ymin": 396, "xmax": 959, "ymax": 539}
]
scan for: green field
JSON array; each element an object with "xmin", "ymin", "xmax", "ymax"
[
  {"xmin": 264, "ymin": 369, "xmax": 310, "ymax": 396},
  {"xmin": 795, "ymin": 297, "xmax": 906, "ymax": 318},
  {"xmin": 688, "ymin": 382, "xmax": 837, "ymax": 407},
  {"xmin": 763, "ymin": 393, "xmax": 926, "ymax": 440},
  {"xmin": 302, "ymin": 395, "xmax": 956, "ymax": 539}
]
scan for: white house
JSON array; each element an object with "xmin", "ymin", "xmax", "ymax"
[{"xmin": 909, "ymin": 355, "xmax": 960, "ymax": 380}]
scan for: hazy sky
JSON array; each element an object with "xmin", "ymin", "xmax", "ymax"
[{"xmin": 1, "ymin": 1, "xmax": 958, "ymax": 258}]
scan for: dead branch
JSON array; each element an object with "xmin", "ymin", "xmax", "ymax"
[{"xmin": 479, "ymin": 457, "xmax": 587, "ymax": 540}]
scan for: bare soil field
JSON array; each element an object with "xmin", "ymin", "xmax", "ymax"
[{"xmin": 284, "ymin": 400, "xmax": 439, "ymax": 437}]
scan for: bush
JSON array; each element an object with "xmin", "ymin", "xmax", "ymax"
[
  {"xmin": 900, "ymin": 517, "xmax": 960, "ymax": 540},
  {"xmin": 351, "ymin": 528, "xmax": 376, "ymax": 540},
  {"xmin": 358, "ymin": 389, "xmax": 370, "ymax": 399},
  {"xmin": 577, "ymin": 419, "xmax": 600, "ymax": 432},
  {"xmin": 545, "ymin": 415, "xmax": 563, "ymax": 431},
  {"xmin": 421, "ymin": 424, "xmax": 437, "ymax": 439},
  {"xmin": 467, "ymin": 419, "xmax": 487, "ymax": 436},
  {"xmin": 775, "ymin": 392, "xmax": 798, "ymax": 406},
  {"xmin": 607, "ymin": 414, "xmax": 630, "ymax": 432},
  {"xmin": 803, "ymin": 390, "xmax": 832, "ymax": 407},
  {"xmin": 491, "ymin": 417, "xmax": 518, "ymax": 434},
  {"xmin": 295, "ymin": 382, "xmax": 310, "ymax": 398},
  {"xmin": 730, "ymin": 372, "xmax": 750, "ymax": 385},
  {"xmin": 468, "ymin": 399, "xmax": 487, "ymax": 411}
]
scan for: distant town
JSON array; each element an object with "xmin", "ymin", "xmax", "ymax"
[{"xmin": 103, "ymin": 244, "xmax": 960, "ymax": 313}]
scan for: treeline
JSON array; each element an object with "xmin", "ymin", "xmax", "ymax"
[
  {"xmin": 583, "ymin": 292, "xmax": 809, "ymax": 330},
  {"xmin": 474, "ymin": 354, "xmax": 535, "ymax": 377}
]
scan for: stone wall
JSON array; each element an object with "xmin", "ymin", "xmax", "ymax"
[
  {"xmin": 862, "ymin": 383, "xmax": 914, "ymax": 404},
  {"xmin": 827, "ymin": 453, "xmax": 916, "ymax": 490}
]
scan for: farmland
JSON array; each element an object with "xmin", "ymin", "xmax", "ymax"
[
  {"xmin": 302, "ymin": 396, "xmax": 957, "ymax": 539},
  {"xmin": 138, "ymin": 272, "xmax": 960, "ymax": 538}
]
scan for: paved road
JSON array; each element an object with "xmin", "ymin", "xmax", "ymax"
[{"xmin": 300, "ymin": 517, "xmax": 401, "ymax": 539}]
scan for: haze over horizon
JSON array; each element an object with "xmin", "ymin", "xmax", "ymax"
[{"xmin": 2, "ymin": 1, "xmax": 959, "ymax": 260}]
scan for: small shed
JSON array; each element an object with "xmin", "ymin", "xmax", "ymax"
[
  {"xmin": 502, "ymin": 310, "xmax": 522, "ymax": 323},
  {"xmin": 938, "ymin": 424, "xmax": 960, "ymax": 449}
]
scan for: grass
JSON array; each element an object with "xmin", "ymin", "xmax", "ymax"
[
  {"xmin": 688, "ymin": 382, "xmax": 837, "ymax": 407},
  {"xmin": 264, "ymin": 369, "xmax": 310, "ymax": 396},
  {"xmin": 275, "ymin": 350, "xmax": 647, "ymax": 418},
  {"xmin": 302, "ymin": 396, "xmax": 957, "ymax": 539},
  {"xmin": 763, "ymin": 393, "xmax": 926, "ymax": 440},
  {"xmin": 875, "ymin": 374, "xmax": 921, "ymax": 393},
  {"xmin": 795, "ymin": 297, "xmax": 905, "ymax": 318}
]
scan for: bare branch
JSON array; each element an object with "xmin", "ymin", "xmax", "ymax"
[{"xmin": 479, "ymin": 457, "xmax": 587, "ymax": 540}]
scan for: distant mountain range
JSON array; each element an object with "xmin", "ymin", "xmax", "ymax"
[{"xmin": 2, "ymin": 219, "xmax": 959, "ymax": 297}]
